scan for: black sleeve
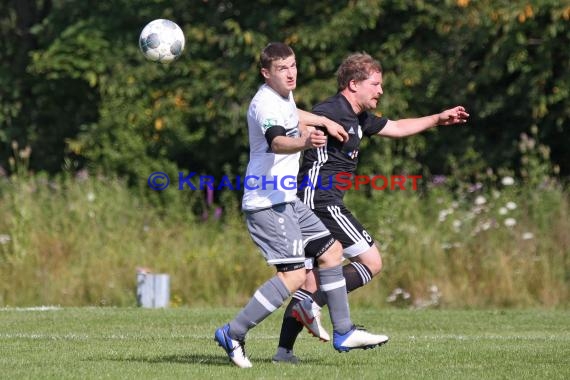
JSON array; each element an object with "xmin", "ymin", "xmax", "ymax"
[
  {"xmin": 265, "ymin": 125, "xmax": 287, "ymax": 146},
  {"xmin": 360, "ymin": 112, "xmax": 388, "ymax": 136}
]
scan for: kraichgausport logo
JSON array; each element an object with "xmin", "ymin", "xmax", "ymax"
[{"xmin": 147, "ymin": 172, "xmax": 421, "ymax": 192}]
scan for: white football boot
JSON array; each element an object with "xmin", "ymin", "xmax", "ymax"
[
  {"xmin": 292, "ymin": 298, "xmax": 331, "ymax": 342},
  {"xmin": 333, "ymin": 325, "xmax": 389, "ymax": 352},
  {"xmin": 214, "ymin": 324, "xmax": 252, "ymax": 368}
]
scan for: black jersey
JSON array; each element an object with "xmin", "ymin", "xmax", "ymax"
[{"xmin": 297, "ymin": 93, "xmax": 388, "ymax": 208}]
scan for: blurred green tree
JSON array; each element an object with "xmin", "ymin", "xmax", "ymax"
[{"xmin": 0, "ymin": 0, "xmax": 567, "ymax": 201}]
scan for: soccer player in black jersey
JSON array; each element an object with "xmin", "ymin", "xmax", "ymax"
[{"xmin": 273, "ymin": 53, "xmax": 469, "ymax": 363}]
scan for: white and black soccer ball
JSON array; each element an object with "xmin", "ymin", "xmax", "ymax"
[{"xmin": 139, "ymin": 19, "xmax": 185, "ymax": 63}]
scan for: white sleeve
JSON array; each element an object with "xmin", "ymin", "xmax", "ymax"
[{"xmin": 252, "ymin": 94, "xmax": 286, "ymax": 135}]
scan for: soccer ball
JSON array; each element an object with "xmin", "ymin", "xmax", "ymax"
[{"xmin": 139, "ymin": 19, "xmax": 185, "ymax": 63}]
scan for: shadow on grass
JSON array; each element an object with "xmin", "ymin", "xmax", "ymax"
[{"xmin": 98, "ymin": 353, "xmax": 324, "ymax": 366}]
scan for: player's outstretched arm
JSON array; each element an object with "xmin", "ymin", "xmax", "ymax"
[{"xmin": 379, "ymin": 106, "xmax": 469, "ymax": 138}]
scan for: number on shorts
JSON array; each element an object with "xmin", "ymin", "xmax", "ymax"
[{"xmin": 363, "ymin": 230, "xmax": 373, "ymax": 243}]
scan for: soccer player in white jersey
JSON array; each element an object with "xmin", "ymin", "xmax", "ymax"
[
  {"xmin": 214, "ymin": 43, "xmax": 389, "ymax": 368},
  {"xmin": 273, "ymin": 52, "xmax": 469, "ymax": 363}
]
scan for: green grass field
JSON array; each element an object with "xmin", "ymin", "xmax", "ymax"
[{"xmin": 1, "ymin": 307, "xmax": 568, "ymax": 379}]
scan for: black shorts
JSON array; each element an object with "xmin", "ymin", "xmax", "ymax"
[{"xmin": 313, "ymin": 204, "xmax": 374, "ymax": 258}]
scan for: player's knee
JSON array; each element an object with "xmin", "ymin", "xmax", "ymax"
[
  {"xmin": 302, "ymin": 268, "xmax": 319, "ymax": 293},
  {"xmin": 287, "ymin": 270, "xmax": 307, "ymax": 291},
  {"xmin": 276, "ymin": 267, "xmax": 306, "ymax": 292},
  {"xmin": 317, "ymin": 240, "xmax": 343, "ymax": 268},
  {"xmin": 368, "ymin": 254, "xmax": 383, "ymax": 276},
  {"xmin": 356, "ymin": 245, "xmax": 383, "ymax": 276}
]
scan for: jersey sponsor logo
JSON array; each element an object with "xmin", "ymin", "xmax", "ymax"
[
  {"xmin": 262, "ymin": 118, "xmax": 277, "ymax": 131},
  {"xmin": 346, "ymin": 150, "xmax": 359, "ymax": 160}
]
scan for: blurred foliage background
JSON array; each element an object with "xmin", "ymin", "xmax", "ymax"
[{"xmin": 1, "ymin": 0, "xmax": 568, "ymax": 189}]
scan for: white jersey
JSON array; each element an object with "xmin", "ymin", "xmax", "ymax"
[{"xmin": 242, "ymin": 84, "xmax": 300, "ymax": 211}]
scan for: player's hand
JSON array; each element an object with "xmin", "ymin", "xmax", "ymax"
[
  {"xmin": 320, "ymin": 117, "xmax": 349, "ymax": 142},
  {"xmin": 307, "ymin": 129, "xmax": 327, "ymax": 148},
  {"xmin": 438, "ymin": 106, "xmax": 470, "ymax": 126}
]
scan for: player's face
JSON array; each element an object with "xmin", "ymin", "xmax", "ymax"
[
  {"xmin": 262, "ymin": 55, "xmax": 297, "ymax": 98},
  {"xmin": 354, "ymin": 71, "xmax": 383, "ymax": 112}
]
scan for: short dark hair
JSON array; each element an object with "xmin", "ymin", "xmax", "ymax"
[
  {"xmin": 260, "ymin": 42, "xmax": 295, "ymax": 69},
  {"xmin": 336, "ymin": 53, "xmax": 382, "ymax": 91}
]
